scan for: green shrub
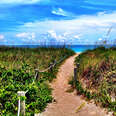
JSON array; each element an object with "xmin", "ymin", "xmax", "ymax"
[{"xmin": 0, "ymin": 64, "xmax": 53, "ymax": 115}]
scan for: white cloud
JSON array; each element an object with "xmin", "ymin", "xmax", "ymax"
[
  {"xmin": 16, "ymin": 11, "xmax": 116, "ymax": 44},
  {"xmin": 51, "ymin": 8, "xmax": 74, "ymax": 17},
  {"xmin": 80, "ymin": 5, "xmax": 105, "ymax": 10},
  {"xmin": 52, "ymin": 8, "xmax": 67, "ymax": 16},
  {"xmin": 0, "ymin": 34, "xmax": 6, "ymax": 43},
  {"xmin": 98, "ymin": 38, "xmax": 102, "ymax": 41},
  {"xmin": 47, "ymin": 30, "xmax": 82, "ymax": 43},
  {"xmin": 16, "ymin": 32, "xmax": 36, "ymax": 42},
  {"xmin": 23, "ymin": 11, "xmax": 116, "ymax": 31},
  {"xmin": 0, "ymin": 35, "xmax": 4, "ymax": 39},
  {"xmin": 16, "ymin": 32, "xmax": 29, "ymax": 38},
  {"xmin": 48, "ymin": 30, "xmax": 57, "ymax": 39},
  {"xmin": 84, "ymin": 0, "xmax": 116, "ymax": 6},
  {"xmin": 97, "ymin": 11, "xmax": 106, "ymax": 16},
  {"xmin": 63, "ymin": 32, "xmax": 71, "ymax": 37},
  {"xmin": 74, "ymin": 34, "xmax": 81, "ymax": 39},
  {"xmin": 0, "ymin": 0, "xmax": 41, "ymax": 4},
  {"xmin": 47, "ymin": 30, "xmax": 66, "ymax": 41}
]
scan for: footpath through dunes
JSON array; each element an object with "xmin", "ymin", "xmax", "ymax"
[{"xmin": 39, "ymin": 54, "xmax": 109, "ymax": 116}]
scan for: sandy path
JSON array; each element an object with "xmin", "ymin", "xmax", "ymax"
[{"xmin": 39, "ymin": 54, "xmax": 108, "ymax": 116}]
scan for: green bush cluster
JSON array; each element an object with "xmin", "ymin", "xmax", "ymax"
[{"xmin": 0, "ymin": 64, "xmax": 53, "ymax": 115}]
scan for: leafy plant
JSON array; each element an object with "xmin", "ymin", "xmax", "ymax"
[{"xmin": 0, "ymin": 64, "xmax": 53, "ymax": 115}]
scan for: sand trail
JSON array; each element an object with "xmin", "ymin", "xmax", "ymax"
[{"xmin": 39, "ymin": 54, "xmax": 108, "ymax": 116}]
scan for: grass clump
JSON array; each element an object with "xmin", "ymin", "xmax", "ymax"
[{"xmin": 74, "ymin": 46, "xmax": 116, "ymax": 114}]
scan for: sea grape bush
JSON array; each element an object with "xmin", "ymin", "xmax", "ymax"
[{"xmin": 0, "ymin": 64, "xmax": 52, "ymax": 115}]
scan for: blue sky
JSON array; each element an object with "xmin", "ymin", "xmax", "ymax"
[{"xmin": 0, "ymin": 0, "xmax": 116, "ymax": 45}]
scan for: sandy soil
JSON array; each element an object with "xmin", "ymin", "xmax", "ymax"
[{"xmin": 37, "ymin": 54, "xmax": 110, "ymax": 116}]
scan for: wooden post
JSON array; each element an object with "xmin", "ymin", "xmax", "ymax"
[
  {"xmin": 73, "ymin": 63, "xmax": 80, "ymax": 86},
  {"xmin": 49, "ymin": 63, "xmax": 53, "ymax": 72},
  {"xmin": 74, "ymin": 67, "xmax": 78, "ymax": 85},
  {"xmin": 53, "ymin": 60, "xmax": 56, "ymax": 67},
  {"xmin": 17, "ymin": 91, "xmax": 26, "ymax": 116},
  {"xmin": 76, "ymin": 63, "xmax": 80, "ymax": 69},
  {"xmin": 35, "ymin": 69, "xmax": 39, "ymax": 81}
]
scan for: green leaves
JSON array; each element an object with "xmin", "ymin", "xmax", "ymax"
[{"xmin": 0, "ymin": 64, "xmax": 52, "ymax": 115}]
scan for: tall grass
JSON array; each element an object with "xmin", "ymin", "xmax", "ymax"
[
  {"xmin": 74, "ymin": 47, "xmax": 116, "ymax": 114},
  {"xmin": 0, "ymin": 46, "xmax": 75, "ymax": 71}
]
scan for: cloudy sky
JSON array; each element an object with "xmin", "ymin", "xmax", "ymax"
[{"xmin": 0, "ymin": 0, "xmax": 116, "ymax": 45}]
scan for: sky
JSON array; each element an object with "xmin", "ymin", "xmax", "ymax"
[{"xmin": 0, "ymin": 0, "xmax": 116, "ymax": 45}]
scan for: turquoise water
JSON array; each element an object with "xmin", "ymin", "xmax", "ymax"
[{"xmin": 70, "ymin": 45, "xmax": 97, "ymax": 53}]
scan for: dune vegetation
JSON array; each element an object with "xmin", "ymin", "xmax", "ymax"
[
  {"xmin": 0, "ymin": 46, "xmax": 75, "ymax": 116},
  {"xmin": 74, "ymin": 47, "xmax": 116, "ymax": 115}
]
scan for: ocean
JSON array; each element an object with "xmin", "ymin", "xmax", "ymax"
[
  {"xmin": 70, "ymin": 45, "xmax": 97, "ymax": 53},
  {"xmin": 3, "ymin": 45, "xmax": 99, "ymax": 53}
]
